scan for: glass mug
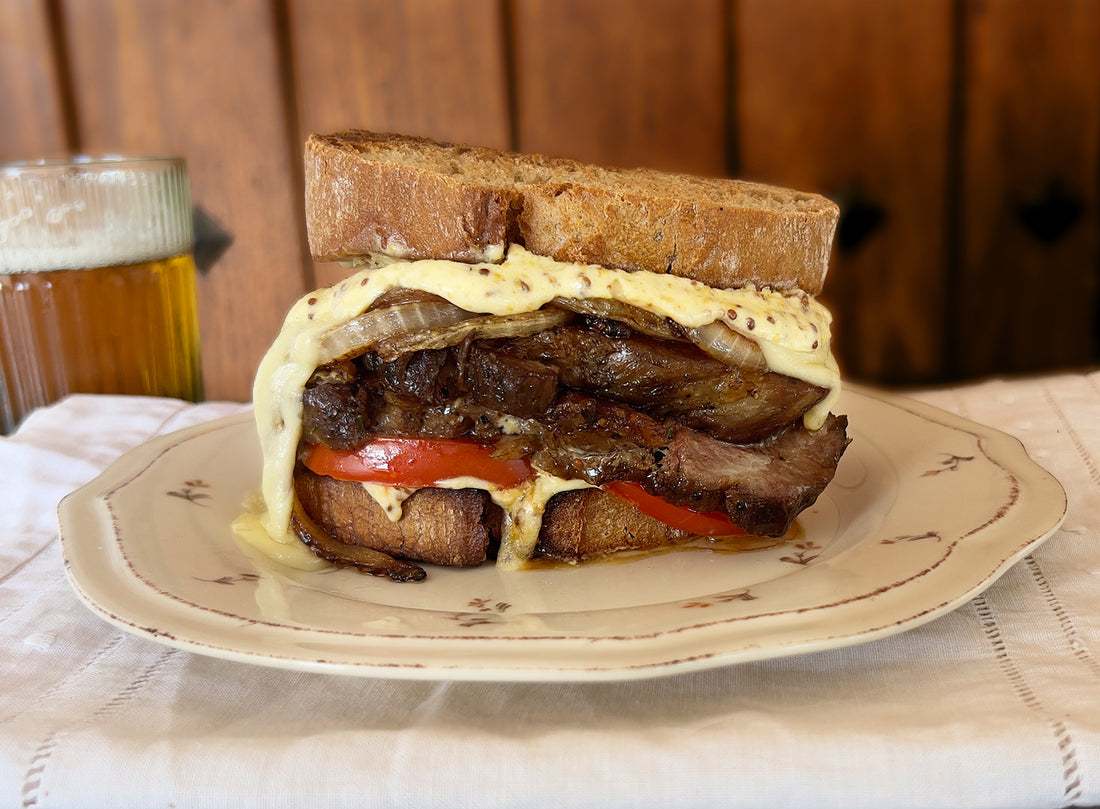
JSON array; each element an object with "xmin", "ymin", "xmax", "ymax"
[{"xmin": 0, "ymin": 156, "xmax": 202, "ymax": 434}]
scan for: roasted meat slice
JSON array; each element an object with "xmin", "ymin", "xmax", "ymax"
[
  {"xmin": 302, "ymin": 319, "xmax": 825, "ymax": 450},
  {"xmin": 463, "ymin": 343, "xmax": 559, "ymax": 418},
  {"xmin": 301, "ymin": 380, "xmax": 375, "ymax": 450},
  {"xmin": 665, "ymin": 413, "xmax": 850, "ymax": 536},
  {"xmin": 504, "ymin": 325, "xmax": 824, "ymax": 443},
  {"xmin": 537, "ymin": 393, "xmax": 850, "ymax": 537}
]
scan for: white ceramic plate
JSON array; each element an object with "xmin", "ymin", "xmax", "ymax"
[{"xmin": 59, "ymin": 386, "xmax": 1066, "ymax": 681}]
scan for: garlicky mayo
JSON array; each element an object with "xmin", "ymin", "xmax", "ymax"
[{"xmin": 250, "ymin": 245, "xmax": 841, "ymax": 568}]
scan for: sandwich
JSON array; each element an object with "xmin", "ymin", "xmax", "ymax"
[{"xmin": 247, "ymin": 130, "xmax": 849, "ymax": 581}]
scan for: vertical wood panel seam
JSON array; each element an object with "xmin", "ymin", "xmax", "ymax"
[
  {"xmin": 500, "ymin": 0, "xmax": 521, "ymax": 151},
  {"xmin": 1095, "ymin": 8, "xmax": 1100, "ymax": 361},
  {"xmin": 44, "ymin": 0, "xmax": 79, "ymax": 152},
  {"xmin": 272, "ymin": 0, "xmax": 316, "ymax": 292},
  {"xmin": 944, "ymin": 0, "xmax": 968, "ymax": 380},
  {"xmin": 724, "ymin": 0, "xmax": 739, "ymax": 178}
]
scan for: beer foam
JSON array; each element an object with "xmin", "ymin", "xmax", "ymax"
[{"xmin": 0, "ymin": 158, "xmax": 192, "ymax": 273}]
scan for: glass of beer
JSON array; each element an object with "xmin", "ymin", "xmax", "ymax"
[{"xmin": 0, "ymin": 155, "xmax": 202, "ymax": 434}]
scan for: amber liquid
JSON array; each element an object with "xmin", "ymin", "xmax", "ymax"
[{"xmin": 0, "ymin": 254, "xmax": 202, "ymax": 433}]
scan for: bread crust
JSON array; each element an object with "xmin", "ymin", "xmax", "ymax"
[
  {"xmin": 305, "ymin": 130, "xmax": 839, "ymax": 294},
  {"xmin": 535, "ymin": 488, "xmax": 695, "ymax": 561},
  {"xmin": 520, "ymin": 183, "xmax": 834, "ymax": 294},
  {"xmin": 293, "ymin": 465, "xmax": 499, "ymax": 567},
  {"xmin": 292, "ymin": 465, "xmax": 702, "ymax": 567},
  {"xmin": 305, "ymin": 133, "xmax": 521, "ymax": 265}
]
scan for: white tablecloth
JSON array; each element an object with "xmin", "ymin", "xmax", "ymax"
[{"xmin": 2, "ymin": 373, "xmax": 1099, "ymax": 809}]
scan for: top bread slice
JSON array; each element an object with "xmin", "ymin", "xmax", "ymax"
[{"xmin": 304, "ymin": 130, "xmax": 839, "ymax": 294}]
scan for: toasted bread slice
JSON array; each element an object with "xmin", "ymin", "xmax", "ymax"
[
  {"xmin": 292, "ymin": 465, "xmax": 704, "ymax": 567},
  {"xmin": 535, "ymin": 488, "xmax": 696, "ymax": 561},
  {"xmin": 305, "ymin": 130, "xmax": 839, "ymax": 294},
  {"xmin": 293, "ymin": 466, "xmax": 500, "ymax": 567}
]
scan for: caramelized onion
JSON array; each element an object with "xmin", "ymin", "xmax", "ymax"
[
  {"xmin": 320, "ymin": 301, "xmax": 573, "ymax": 366},
  {"xmin": 551, "ymin": 296, "xmax": 767, "ymax": 371},
  {"xmin": 550, "ymin": 297, "xmax": 685, "ymax": 341},
  {"xmin": 687, "ymin": 322, "xmax": 767, "ymax": 370},
  {"xmin": 373, "ymin": 308, "xmax": 571, "ymax": 361},
  {"xmin": 319, "ymin": 301, "xmax": 474, "ymax": 365}
]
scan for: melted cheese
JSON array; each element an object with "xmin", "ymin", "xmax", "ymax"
[{"xmin": 251, "ymin": 244, "xmax": 841, "ymax": 568}]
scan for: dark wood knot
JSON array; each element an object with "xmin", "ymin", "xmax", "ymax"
[
  {"xmin": 833, "ymin": 182, "xmax": 887, "ymax": 254},
  {"xmin": 1017, "ymin": 178, "xmax": 1083, "ymax": 245}
]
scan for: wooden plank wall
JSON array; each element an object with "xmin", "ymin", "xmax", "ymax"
[{"xmin": 1, "ymin": 0, "xmax": 1096, "ymax": 401}]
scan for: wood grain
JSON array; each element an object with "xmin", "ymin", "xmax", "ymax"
[
  {"xmin": 956, "ymin": 0, "xmax": 1100, "ymax": 376},
  {"xmin": 4, "ymin": 0, "xmax": 1098, "ymax": 395},
  {"xmin": 288, "ymin": 0, "xmax": 510, "ymax": 148},
  {"xmin": 0, "ymin": 0, "xmax": 68, "ymax": 161},
  {"xmin": 288, "ymin": 0, "xmax": 512, "ymax": 288},
  {"xmin": 738, "ymin": 0, "xmax": 954, "ymax": 384},
  {"xmin": 512, "ymin": 0, "xmax": 728, "ymax": 176},
  {"xmin": 58, "ymin": 0, "xmax": 309, "ymax": 401}
]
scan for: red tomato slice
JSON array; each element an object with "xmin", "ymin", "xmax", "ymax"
[
  {"xmin": 603, "ymin": 480, "xmax": 747, "ymax": 537},
  {"xmin": 303, "ymin": 437, "xmax": 535, "ymax": 489}
]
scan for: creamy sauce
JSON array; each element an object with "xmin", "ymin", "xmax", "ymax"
[
  {"xmin": 483, "ymin": 475, "xmax": 594, "ymax": 570},
  {"xmin": 251, "ymin": 244, "xmax": 841, "ymax": 568},
  {"xmin": 231, "ymin": 495, "xmax": 329, "ymax": 571},
  {"xmin": 360, "ymin": 482, "xmax": 413, "ymax": 522}
]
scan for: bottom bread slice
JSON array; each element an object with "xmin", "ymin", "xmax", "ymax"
[
  {"xmin": 293, "ymin": 466, "xmax": 500, "ymax": 567},
  {"xmin": 536, "ymin": 489, "xmax": 695, "ymax": 561},
  {"xmin": 292, "ymin": 466, "xmax": 702, "ymax": 567}
]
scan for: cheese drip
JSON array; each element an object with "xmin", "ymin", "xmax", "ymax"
[{"xmin": 251, "ymin": 245, "xmax": 841, "ymax": 567}]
